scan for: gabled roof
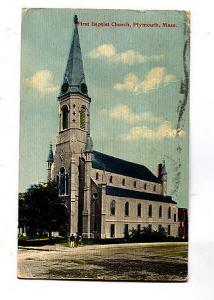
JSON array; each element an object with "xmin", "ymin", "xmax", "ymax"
[
  {"xmin": 59, "ymin": 15, "xmax": 88, "ymax": 97},
  {"xmin": 92, "ymin": 150, "xmax": 160, "ymax": 183},
  {"xmin": 106, "ymin": 186, "xmax": 177, "ymax": 204}
]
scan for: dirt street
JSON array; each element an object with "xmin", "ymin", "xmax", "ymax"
[{"xmin": 17, "ymin": 242, "xmax": 188, "ymax": 281}]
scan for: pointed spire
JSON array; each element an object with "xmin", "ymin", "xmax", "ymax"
[
  {"xmin": 59, "ymin": 15, "xmax": 88, "ymax": 97},
  {"xmin": 161, "ymin": 160, "xmax": 167, "ymax": 175},
  {"xmin": 47, "ymin": 143, "xmax": 54, "ymax": 163}
]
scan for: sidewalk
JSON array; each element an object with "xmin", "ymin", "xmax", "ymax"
[{"xmin": 18, "ymin": 241, "xmax": 188, "ymax": 253}]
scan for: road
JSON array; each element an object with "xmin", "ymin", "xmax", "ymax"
[{"xmin": 17, "ymin": 242, "xmax": 188, "ymax": 281}]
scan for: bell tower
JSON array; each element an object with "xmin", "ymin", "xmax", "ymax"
[{"xmin": 52, "ymin": 15, "xmax": 93, "ymax": 237}]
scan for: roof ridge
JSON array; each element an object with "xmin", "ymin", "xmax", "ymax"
[
  {"xmin": 93, "ymin": 150, "xmax": 153, "ymax": 170},
  {"xmin": 106, "ymin": 185, "xmax": 176, "ymax": 204}
]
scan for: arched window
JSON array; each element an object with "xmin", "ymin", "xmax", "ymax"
[
  {"xmin": 158, "ymin": 225, "xmax": 162, "ymax": 232},
  {"xmin": 174, "ymin": 213, "xmax": 177, "ymax": 222},
  {"xmin": 144, "ymin": 183, "xmax": 147, "ymax": 190},
  {"xmin": 125, "ymin": 202, "xmax": 129, "ymax": 216},
  {"xmin": 61, "ymin": 105, "xmax": 69, "ymax": 130},
  {"xmin": 96, "ymin": 172, "xmax": 99, "ymax": 180},
  {"xmin": 168, "ymin": 207, "xmax": 171, "ymax": 219},
  {"xmin": 134, "ymin": 181, "xmax": 137, "ymax": 188},
  {"xmin": 109, "ymin": 176, "xmax": 113, "ymax": 183},
  {"xmin": 137, "ymin": 203, "xmax": 141, "ymax": 217},
  {"xmin": 58, "ymin": 167, "xmax": 69, "ymax": 196},
  {"xmin": 159, "ymin": 206, "xmax": 162, "ymax": 218},
  {"xmin": 122, "ymin": 178, "xmax": 125, "ymax": 186},
  {"xmin": 110, "ymin": 200, "xmax": 115, "ymax": 215},
  {"xmin": 148, "ymin": 204, "xmax": 152, "ymax": 217},
  {"xmin": 80, "ymin": 106, "xmax": 86, "ymax": 130}
]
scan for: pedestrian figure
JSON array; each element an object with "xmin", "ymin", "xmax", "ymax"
[
  {"xmin": 70, "ymin": 234, "xmax": 75, "ymax": 248},
  {"xmin": 75, "ymin": 233, "xmax": 80, "ymax": 247}
]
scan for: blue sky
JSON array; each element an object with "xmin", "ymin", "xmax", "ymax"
[{"xmin": 19, "ymin": 9, "xmax": 189, "ymax": 208}]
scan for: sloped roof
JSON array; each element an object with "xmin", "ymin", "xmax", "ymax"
[
  {"xmin": 106, "ymin": 186, "xmax": 177, "ymax": 204},
  {"xmin": 92, "ymin": 150, "xmax": 160, "ymax": 183}
]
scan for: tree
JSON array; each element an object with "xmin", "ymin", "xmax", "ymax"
[
  {"xmin": 129, "ymin": 226, "xmax": 168, "ymax": 243},
  {"xmin": 18, "ymin": 182, "xmax": 69, "ymax": 237}
]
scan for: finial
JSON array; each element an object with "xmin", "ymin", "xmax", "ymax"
[{"xmin": 74, "ymin": 15, "xmax": 78, "ymax": 24}]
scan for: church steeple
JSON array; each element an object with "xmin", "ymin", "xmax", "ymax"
[
  {"xmin": 157, "ymin": 160, "xmax": 167, "ymax": 196},
  {"xmin": 59, "ymin": 15, "xmax": 88, "ymax": 97},
  {"xmin": 47, "ymin": 143, "xmax": 54, "ymax": 182}
]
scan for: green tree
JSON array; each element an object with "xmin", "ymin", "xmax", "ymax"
[
  {"xmin": 129, "ymin": 226, "xmax": 168, "ymax": 243},
  {"xmin": 18, "ymin": 182, "xmax": 69, "ymax": 237}
]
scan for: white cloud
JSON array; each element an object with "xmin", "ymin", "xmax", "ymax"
[
  {"xmin": 140, "ymin": 111, "xmax": 163, "ymax": 124},
  {"xmin": 88, "ymin": 44, "xmax": 116, "ymax": 59},
  {"xmin": 121, "ymin": 121, "xmax": 185, "ymax": 141},
  {"xmin": 88, "ymin": 44, "xmax": 164, "ymax": 65},
  {"xmin": 114, "ymin": 67, "xmax": 176, "ymax": 94},
  {"xmin": 109, "ymin": 104, "xmax": 163, "ymax": 124},
  {"xmin": 24, "ymin": 70, "xmax": 57, "ymax": 94},
  {"xmin": 110, "ymin": 104, "xmax": 142, "ymax": 123}
]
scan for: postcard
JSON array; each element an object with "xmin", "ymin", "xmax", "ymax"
[{"xmin": 18, "ymin": 8, "xmax": 189, "ymax": 281}]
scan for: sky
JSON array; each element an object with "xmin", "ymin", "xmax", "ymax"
[{"xmin": 19, "ymin": 9, "xmax": 189, "ymax": 208}]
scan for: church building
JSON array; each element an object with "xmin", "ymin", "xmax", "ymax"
[{"xmin": 47, "ymin": 15, "xmax": 179, "ymax": 239}]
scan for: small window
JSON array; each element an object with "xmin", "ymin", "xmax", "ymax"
[
  {"xmin": 96, "ymin": 172, "xmax": 99, "ymax": 180},
  {"xmin": 148, "ymin": 224, "xmax": 152, "ymax": 231},
  {"xmin": 110, "ymin": 200, "xmax": 116, "ymax": 215},
  {"xmin": 61, "ymin": 105, "xmax": 69, "ymax": 130},
  {"xmin": 134, "ymin": 181, "xmax": 137, "ymax": 188},
  {"xmin": 124, "ymin": 224, "xmax": 129, "ymax": 237},
  {"xmin": 125, "ymin": 202, "xmax": 129, "ymax": 216},
  {"xmin": 168, "ymin": 207, "xmax": 171, "ymax": 219},
  {"xmin": 137, "ymin": 224, "xmax": 141, "ymax": 232},
  {"xmin": 153, "ymin": 185, "xmax": 156, "ymax": 192},
  {"xmin": 148, "ymin": 204, "xmax": 152, "ymax": 217},
  {"xmin": 159, "ymin": 206, "xmax": 162, "ymax": 218},
  {"xmin": 109, "ymin": 176, "xmax": 113, "ymax": 183},
  {"xmin": 144, "ymin": 183, "xmax": 147, "ymax": 190},
  {"xmin": 122, "ymin": 178, "xmax": 125, "ymax": 186},
  {"xmin": 174, "ymin": 213, "xmax": 177, "ymax": 222},
  {"xmin": 168, "ymin": 225, "xmax": 171, "ymax": 235},
  {"xmin": 80, "ymin": 107, "xmax": 86, "ymax": 130},
  {"xmin": 158, "ymin": 225, "xmax": 162, "ymax": 232},
  {"xmin": 137, "ymin": 203, "xmax": 141, "ymax": 217},
  {"xmin": 110, "ymin": 224, "xmax": 115, "ymax": 238}
]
